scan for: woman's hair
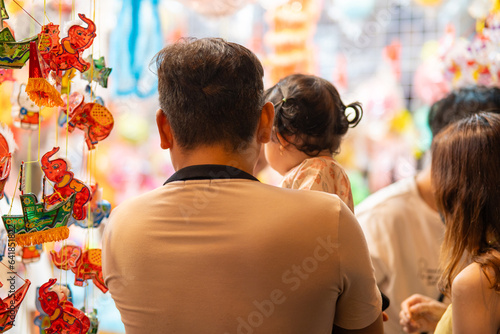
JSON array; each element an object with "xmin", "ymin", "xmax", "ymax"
[
  {"xmin": 264, "ymin": 74, "xmax": 362, "ymax": 156},
  {"xmin": 432, "ymin": 112, "xmax": 500, "ymax": 295}
]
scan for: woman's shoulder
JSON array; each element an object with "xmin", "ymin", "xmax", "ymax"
[
  {"xmin": 451, "ymin": 254, "xmax": 500, "ymax": 333},
  {"xmin": 453, "ymin": 262, "xmax": 485, "ymax": 292},
  {"xmin": 452, "ymin": 257, "xmax": 500, "ymax": 303}
]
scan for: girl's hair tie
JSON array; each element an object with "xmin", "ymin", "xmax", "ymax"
[{"xmin": 282, "ymin": 98, "xmax": 287, "ymax": 103}]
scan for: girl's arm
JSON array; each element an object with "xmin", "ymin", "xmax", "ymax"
[{"xmin": 452, "ymin": 262, "xmax": 500, "ymax": 334}]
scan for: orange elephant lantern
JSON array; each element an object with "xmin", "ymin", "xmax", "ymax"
[
  {"xmin": 41, "ymin": 147, "xmax": 91, "ymax": 220},
  {"xmin": 50, "ymin": 245, "xmax": 108, "ymax": 293},
  {"xmin": 38, "ymin": 14, "xmax": 97, "ymax": 74},
  {"xmin": 59, "ymin": 92, "xmax": 114, "ymax": 150}
]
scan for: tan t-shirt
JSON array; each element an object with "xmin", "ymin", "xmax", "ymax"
[
  {"xmin": 356, "ymin": 177, "xmax": 443, "ymax": 334},
  {"xmin": 103, "ymin": 176, "xmax": 381, "ymax": 333}
]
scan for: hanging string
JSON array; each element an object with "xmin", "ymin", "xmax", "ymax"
[
  {"xmin": 59, "ymin": 0, "xmax": 62, "ymax": 25},
  {"xmin": 65, "ymin": 82, "xmax": 70, "ymax": 159},
  {"xmin": 24, "ymin": 108, "xmax": 42, "ymax": 165},
  {"xmin": 42, "ymin": 178, "xmax": 66, "ymax": 203},
  {"xmin": 7, "ymin": 169, "xmax": 20, "ymax": 216},
  {"xmin": 55, "ymin": 106, "xmax": 59, "ymax": 146},
  {"xmin": 87, "ymin": 150, "xmax": 92, "ymax": 250},
  {"xmin": 11, "ymin": 0, "xmax": 43, "ymax": 27},
  {"xmin": 98, "ymin": 0, "xmax": 101, "ymax": 57},
  {"xmin": 0, "ymin": 262, "xmax": 27, "ymax": 282},
  {"xmin": 26, "ymin": 133, "xmax": 31, "ymax": 194},
  {"xmin": 88, "ymin": 0, "xmax": 97, "ymax": 102}
]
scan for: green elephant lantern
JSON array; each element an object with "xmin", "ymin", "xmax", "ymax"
[{"xmin": 50, "ymin": 245, "xmax": 108, "ymax": 293}]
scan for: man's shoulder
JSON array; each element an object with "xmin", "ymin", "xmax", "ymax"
[
  {"xmin": 259, "ymin": 181, "xmax": 344, "ymax": 203},
  {"xmin": 111, "ymin": 186, "xmax": 165, "ymax": 216},
  {"xmin": 356, "ymin": 177, "xmax": 418, "ymax": 216}
]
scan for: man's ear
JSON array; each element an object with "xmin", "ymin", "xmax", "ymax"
[
  {"xmin": 156, "ymin": 109, "xmax": 174, "ymax": 150},
  {"xmin": 256, "ymin": 102, "xmax": 274, "ymax": 144}
]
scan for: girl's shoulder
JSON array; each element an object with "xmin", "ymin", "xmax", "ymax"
[{"xmin": 300, "ymin": 156, "xmax": 343, "ymax": 170}]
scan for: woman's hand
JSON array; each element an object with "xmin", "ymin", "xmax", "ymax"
[{"xmin": 399, "ymin": 294, "xmax": 447, "ymax": 333}]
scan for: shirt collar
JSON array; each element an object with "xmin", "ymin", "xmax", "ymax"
[{"xmin": 164, "ymin": 164, "xmax": 259, "ymax": 185}]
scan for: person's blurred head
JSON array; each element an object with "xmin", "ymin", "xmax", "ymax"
[
  {"xmin": 432, "ymin": 112, "xmax": 500, "ymax": 294},
  {"xmin": 264, "ymin": 74, "xmax": 361, "ymax": 174},
  {"xmin": 154, "ymin": 38, "xmax": 266, "ymax": 152},
  {"xmin": 428, "ymin": 85, "xmax": 500, "ymax": 138}
]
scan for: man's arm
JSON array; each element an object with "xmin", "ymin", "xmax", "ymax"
[
  {"xmin": 333, "ymin": 202, "xmax": 383, "ymax": 333},
  {"xmin": 355, "ymin": 209, "xmax": 391, "ymax": 287},
  {"xmin": 333, "ymin": 313, "xmax": 384, "ymax": 333}
]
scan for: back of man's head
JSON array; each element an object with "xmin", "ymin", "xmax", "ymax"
[
  {"xmin": 154, "ymin": 38, "xmax": 264, "ymax": 151},
  {"xmin": 428, "ymin": 85, "xmax": 500, "ymax": 138}
]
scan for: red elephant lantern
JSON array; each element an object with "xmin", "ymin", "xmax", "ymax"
[
  {"xmin": 38, "ymin": 278, "xmax": 90, "ymax": 334},
  {"xmin": 0, "ymin": 280, "xmax": 30, "ymax": 333},
  {"xmin": 50, "ymin": 245, "xmax": 108, "ymax": 293},
  {"xmin": 0, "ymin": 124, "xmax": 16, "ymax": 199},
  {"xmin": 38, "ymin": 13, "xmax": 96, "ymax": 73},
  {"xmin": 41, "ymin": 147, "xmax": 92, "ymax": 220},
  {"xmin": 60, "ymin": 92, "xmax": 114, "ymax": 150}
]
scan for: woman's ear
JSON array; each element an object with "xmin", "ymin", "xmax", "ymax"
[
  {"xmin": 156, "ymin": 109, "xmax": 174, "ymax": 150},
  {"xmin": 256, "ymin": 102, "xmax": 274, "ymax": 144}
]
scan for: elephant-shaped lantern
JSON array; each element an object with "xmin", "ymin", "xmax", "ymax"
[
  {"xmin": 39, "ymin": 13, "xmax": 96, "ymax": 73},
  {"xmin": 50, "ymin": 245, "xmax": 108, "ymax": 293},
  {"xmin": 59, "ymin": 92, "xmax": 114, "ymax": 150},
  {"xmin": 41, "ymin": 147, "xmax": 92, "ymax": 220},
  {"xmin": 0, "ymin": 279, "xmax": 30, "ymax": 333},
  {"xmin": 34, "ymin": 282, "xmax": 72, "ymax": 333},
  {"xmin": 0, "ymin": 124, "xmax": 15, "ymax": 199},
  {"xmin": 38, "ymin": 278, "xmax": 90, "ymax": 334}
]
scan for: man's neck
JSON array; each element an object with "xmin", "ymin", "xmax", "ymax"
[
  {"xmin": 170, "ymin": 144, "xmax": 259, "ymax": 176},
  {"xmin": 415, "ymin": 167, "xmax": 438, "ymax": 212}
]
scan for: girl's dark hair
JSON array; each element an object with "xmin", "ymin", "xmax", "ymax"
[
  {"xmin": 264, "ymin": 74, "xmax": 362, "ymax": 156},
  {"xmin": 432, "ymin": 112, "xmax": 500, "ymax": 296}
]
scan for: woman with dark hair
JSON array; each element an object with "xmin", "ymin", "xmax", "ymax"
[
  {"xmin": 402, "ymin": 112, "xmax": 500, "ymax": 333},
  {"xmin": 431, "ymin": 111, "xmax": 500, "ymax": 333}
]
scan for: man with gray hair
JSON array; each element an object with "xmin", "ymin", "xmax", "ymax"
[{"xmin": 103, "ymin": 38, "xmax": 383, "ymax": 334}]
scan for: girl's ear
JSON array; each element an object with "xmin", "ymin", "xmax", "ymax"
[
  {"xmin": 156, "ymin": 109, "xmax": 174, "ymax": 150},
  {"xmin": 276, "ymin": 133, "xmax": 292, "ymax": 148}
]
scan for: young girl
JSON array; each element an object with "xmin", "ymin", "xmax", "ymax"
[{"xmin": 264, "ymin": 74, "xmax": 362, "ymax": 212}]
